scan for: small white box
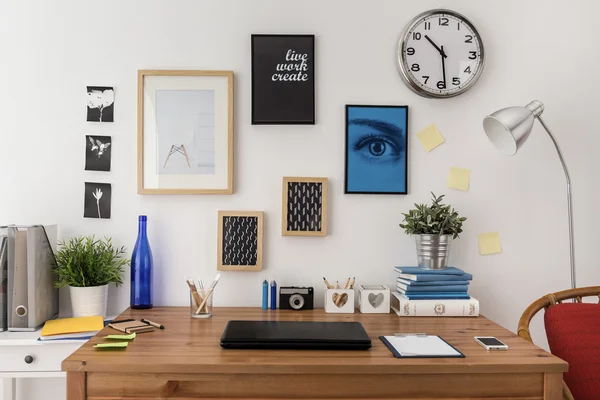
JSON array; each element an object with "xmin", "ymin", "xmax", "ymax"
[
  {"xmin": 324, "ymin": 289, "xmax": 355, "ymax": 313},
  {"xmin": 358, "ymin": 285, "xmax": 390, "ymax": 314}
]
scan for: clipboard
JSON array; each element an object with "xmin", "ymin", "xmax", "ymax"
[{"xmin": 380, "ymin": 335, "xmax": 465, "ymax": 358}]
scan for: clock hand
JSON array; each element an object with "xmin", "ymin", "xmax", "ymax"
[
  {"xmin": 441, "ymin": 45, "xmax": 447, "ymax": 88},
  {"xmin": 424, "ymin": 34, "xmax": 447, "ymax": 58}
]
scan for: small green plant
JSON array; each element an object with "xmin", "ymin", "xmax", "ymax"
[
  {"xmin": 53, "ymin": 236, "xmax": 129, "ymax": 288},
  {"xmin": 399, "ymin": 193, "xmax": 467, "ymax": 239}
]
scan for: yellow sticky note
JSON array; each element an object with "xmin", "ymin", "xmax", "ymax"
[
  {"xmin": 478, "ymin": 232, "xmax": 502, "ymax": 255},
  {"xmin": 94, "ymin": 342, "xmax": 128, "ymax": 349},
  {"xmin": 416, "ymin": 124, "xmax": 445, "ymax": 152},
  {"xmin": 447, "ymin": 166, "xmax": 471, "ymax": 191},
  {"xmin": 106, "ymin": 333, "xmax": 136, "ymax": 340}
]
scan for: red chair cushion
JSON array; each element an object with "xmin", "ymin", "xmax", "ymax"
[{"xmin": 545, "ymin": 303, "xmax": 600, "ymax": 400}]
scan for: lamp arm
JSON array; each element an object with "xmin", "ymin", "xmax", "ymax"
[{"xmin": 536, "ymin": 116, "xmax": 576, "ymax": 289}]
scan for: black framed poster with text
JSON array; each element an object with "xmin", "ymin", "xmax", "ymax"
[{"xmin": 251, "ymin": 34, "xmax": 315, "ymax": 125}]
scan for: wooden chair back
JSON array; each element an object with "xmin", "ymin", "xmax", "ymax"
[{"xmin": 517, "ymin": 286, "xmax": 600, "ymax": 400}]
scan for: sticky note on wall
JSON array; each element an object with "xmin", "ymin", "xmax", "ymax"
[
  {"xmin": 478, "ymin": 232, "xmax": 502, "ymax": 255},
  {"xmin": 416, "ymin": 124, "xmax": 445, "ymax": 152},
  {"xmin": 447, "ymin": 166, "xmax": 471, "ymax": 191}
]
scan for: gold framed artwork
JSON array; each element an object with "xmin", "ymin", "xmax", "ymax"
[
  {"xmin": 282, "ymin": 177, "xmax": 328, "ymax": 237},
  {"xmin": 217, "ymin": 211, "xmax": 264, "ymax": 271},
  {"xmin": 137, "ymin": 70, "xmax": 234, "ymax": 194}
]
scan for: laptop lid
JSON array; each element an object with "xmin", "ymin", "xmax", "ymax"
[{"xmin": 220, "ymin": 320, "xmax": 372, "ymax": 350}]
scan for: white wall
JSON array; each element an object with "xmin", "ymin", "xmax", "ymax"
[{"xmin": 2, "ymin": 0, "xmax": 600, "ymax": 398}]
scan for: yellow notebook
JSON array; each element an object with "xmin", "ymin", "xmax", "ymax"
[{"xmin": 41, "ymin": 316, "xmax": 104, "ymax": 337}]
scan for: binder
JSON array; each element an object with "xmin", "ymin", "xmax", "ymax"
[
  {"xmin": 3, "ymin": 225, "xmax": 58, "ymax": 331},
  {"xmin": 0, "ymin": 235, "xmax": 7, "ymax": 331}
]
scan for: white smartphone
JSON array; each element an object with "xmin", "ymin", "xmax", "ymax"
[{"xmin": 474, "ymin": 336, "xmax": 508, "ymax": 350}]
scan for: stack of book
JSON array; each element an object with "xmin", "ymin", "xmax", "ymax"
[{"xmin": 391, "ymin": 266, "xmax": 480, "ymax": 317}]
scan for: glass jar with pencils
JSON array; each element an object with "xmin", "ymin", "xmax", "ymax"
[{"xmin": 186, "ymin": 274, "xmax": 221, "ymax": 319}]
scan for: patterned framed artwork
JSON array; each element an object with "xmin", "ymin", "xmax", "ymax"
[
  {"xmin": 282, "ymin": 177, "xmax": 328, "ymax": 237},
  {"xmin": 217, "ymin": 211, "xmax": 264, "ymax": 271}
]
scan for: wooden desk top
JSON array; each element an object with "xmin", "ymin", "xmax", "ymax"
[{"xmin": 62, "ymin": 307, "xmax": 567, "ymax": 375}]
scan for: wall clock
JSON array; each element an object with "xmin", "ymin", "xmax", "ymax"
[{"xmin": 397, "ymin": 9, "xmax": 485, "ymax": 98}]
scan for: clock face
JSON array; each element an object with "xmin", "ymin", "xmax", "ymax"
[{"xmin": 397, "ymin": 9, "xmax": 484, "ymax": 98}]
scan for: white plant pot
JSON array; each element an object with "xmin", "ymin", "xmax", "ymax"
[{"xmin": 69, "ymin": 284, "xmax": 108, "ymax": 317}]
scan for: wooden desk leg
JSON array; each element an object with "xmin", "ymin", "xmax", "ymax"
[
  {"xmin": 544, "ymin": 372, "xmax": 562, "ymax": 400},
  {"xmin": 67, "ymin": 372, "xmax": 86, "ymax": 400}
]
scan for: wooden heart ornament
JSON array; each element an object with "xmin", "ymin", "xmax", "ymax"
[
  {"xmin": 332, "ymin": 293, "xmax": 349, "ymax": 308},
  {"xmin": 368, "ymin": 293, "xmax": 384, "ymax": 308}
]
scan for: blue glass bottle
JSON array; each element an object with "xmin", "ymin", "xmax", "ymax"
[{"xmin": 131, "ymin": 215, "xmax": 153, "ymax": 309}]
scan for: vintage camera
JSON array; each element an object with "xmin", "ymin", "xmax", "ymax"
[{"xmin": 279, "ymin": 286, "xmax": 314, "ymax": 310}]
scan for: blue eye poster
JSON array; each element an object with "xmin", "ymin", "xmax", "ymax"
[{"xmin": 345, "ymin": 105, "xmax": 408, "ymax": 194}]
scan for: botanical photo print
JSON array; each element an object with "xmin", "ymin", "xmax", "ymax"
[
  {"xmin": 85, "ymin": 135, "xmax": 111, "ymax": 171},
  {"xmin": 345, "ymin": 105, "xmax": 408, "ymax": 194},
  {"xmin": 156, "ymin": 90, "xmax": 215, "ymax": 175},
  {"xmin": 87, "ymin": 86, "xmax": 114, "ymax": 122},
  {"xmin": 84, "ymin": 182, "xmax": 111, "ymax": 219}
]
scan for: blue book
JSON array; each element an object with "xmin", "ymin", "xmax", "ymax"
[
  {"xmin": 397, "ymin": 283, "xmax": 469, "ymax": 293},
  {"xmin": 394, "ymin": 266, "xmax": 465, "ymax": 275},
  {"xmin": 397, "ymin": 273, "xmax": 473, "ymax": 282},
  {"xmin": 397, "ymin": 278, "xmax": 470, "ymax": 286},
  {"xmin": 396, "ymin": 291, "xmax": 471, "ymax": 300}
]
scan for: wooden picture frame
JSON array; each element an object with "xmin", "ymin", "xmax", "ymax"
[
  {"xmin": 282, "ymin": 177, "xmax": 328, "ymax": 237},
  {"xmin": 217, "ymin": 211, "xmax": 264, "ymax": 271},
  {"xmin": 137, "ymin": 70, "xmax": 234, "ymax": 195}
]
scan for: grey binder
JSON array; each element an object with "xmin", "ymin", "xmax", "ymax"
[
  {"xmin": 0, "ymin": 235, "xmax": 7, "ymax": 331},
  {"xmin": 5, "ymin": 225, "xmax": 58, "ymax": 331}
]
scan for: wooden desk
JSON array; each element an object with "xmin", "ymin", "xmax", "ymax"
[{"xmin": 62, "ymin": 307, "xmax": 567, "ymax": 400}]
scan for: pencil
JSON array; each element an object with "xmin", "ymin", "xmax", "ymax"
[
  {"xmin": 349, "ymin": 277, "xmax": 356, "ymax": 289},
  {"xmin": 186, "ymin": 280, "xmax": 203, "ymax": 307},
  {"xmin": 343, "ymin": 277, "xmax": 351, "ymax": 289},
  {"xmin": 335, "ymin": 281, "xmax": 340, "ymax": 289},
  {"xmin": 323, "ymin": 277, "xmax": 332, "ymax": 289}
]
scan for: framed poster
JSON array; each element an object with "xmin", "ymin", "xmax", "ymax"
[
  {"xmin": 251, "ymin": 34, "xmax": 315, "ymax": 125},
  {"xmin": 217, "ymin": 211, "xmax": 264, "ymax": 271},
  {"xmin": 282, "ymin": 177, "xmax": 328, "ymax": 237},
  {"xmin": 138, "ymin": 70, "xmax": 233, "ymax": 194},
  {"xmin": 345, "ymin": 105, "xmax": 408, "ymax": 195}
]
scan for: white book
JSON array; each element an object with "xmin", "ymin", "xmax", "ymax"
[{"xmin": 391, "ymin": 292, "xmax": 479, "ymax": 317}]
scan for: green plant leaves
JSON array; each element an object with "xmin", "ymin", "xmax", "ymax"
[
  {"xmin": 52, "ymin": 236, "xmax": 130, "ymax": 288},
  {"xmin": 399, "ymin": 193, "xmax": 466, "ymax": 239}
]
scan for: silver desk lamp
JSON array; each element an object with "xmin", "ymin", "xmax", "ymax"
[{"xmin": 483, "ymin": 101, "xmax": 576, "ymax": 289}]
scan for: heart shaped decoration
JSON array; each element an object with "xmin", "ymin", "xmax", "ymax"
[
  {"xmin": 332, "ymin": 293, "xmax": 348, "ymax": 308},
  {"xmin": 368, "ymin": 293, "xmax": 384, "ymax": 308}
]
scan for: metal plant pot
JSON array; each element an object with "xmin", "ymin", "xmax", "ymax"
[{"xmin": 415, "ymin": 234, "xmax": 452, "ymax": 270}]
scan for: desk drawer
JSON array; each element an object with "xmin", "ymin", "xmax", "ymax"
[{"xmin": 0, "ymin": 343, "xmax": 82, "ymax": 373}]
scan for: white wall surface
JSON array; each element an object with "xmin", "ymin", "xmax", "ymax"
[{"xmin": 2, "ymin": 0, "xmax": 600, "ymax": 398}]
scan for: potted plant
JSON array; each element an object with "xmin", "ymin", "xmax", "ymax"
[
  {"xmin": 53, "ymin": 236, "xmax": 129, "ymax": 317},
  {"xmin": 399, "ymin": 193, "xmax": 467, "ymax": 270}
]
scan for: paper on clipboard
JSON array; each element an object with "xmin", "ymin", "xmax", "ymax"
[{"xmin": 380, "ymin": 335, "xmax": 463, "ymax": 358}]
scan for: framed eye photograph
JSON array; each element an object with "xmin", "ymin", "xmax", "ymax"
[
  {"xmin": 345, "ymin": 105, "xmax": 408, "ymax": 194},
  {"xmin": 282, "ymin": 177, "xmax": 328, "ymax": 237},
  {"xmin": 217, "ymin": 211, "xmax": 264, "ymax": 271},
  {"xmin": 137, "ymin": 70, "xmax": 234, "ymax": 195}
]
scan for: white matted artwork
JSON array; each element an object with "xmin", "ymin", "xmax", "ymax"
[{"xmin": 138, "ymin": 70, "xmax": 233, "ymax": 194}]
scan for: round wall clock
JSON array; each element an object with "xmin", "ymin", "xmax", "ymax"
[{"xmin": 397, "ymin": 9, "xmax": 485, "ymax": 98}]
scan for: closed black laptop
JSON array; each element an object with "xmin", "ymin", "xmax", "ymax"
[{"xmin": 220, "ymin": 320, "xmax": 372, "ymax": 350}]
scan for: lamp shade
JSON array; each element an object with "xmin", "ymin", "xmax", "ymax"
[{"xmin": 482, "ymin": 100, "xmax": 544, "ymax": 155}]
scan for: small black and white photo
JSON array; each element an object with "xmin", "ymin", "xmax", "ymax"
[
  {"xmin": 85, "ymin": 135, "xmax": 111, "ymax": 171},
  {"xmin": 84, "ymin": 182, "xmax": 111, "ymax": 219},
  {"xmin": 86, "ymin": 86, "xmax": 114, "ymax": 122}
]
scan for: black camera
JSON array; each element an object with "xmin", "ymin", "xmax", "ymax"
[{"xmin": 279, "ymin": 286, "xmax": 314, "ymax": 310}]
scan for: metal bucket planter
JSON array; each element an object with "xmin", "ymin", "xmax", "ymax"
[{"xmin": 415, "ymin": 234, "xmax": 452, "ymax": 270}]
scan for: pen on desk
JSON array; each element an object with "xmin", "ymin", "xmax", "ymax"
[
  {"xmin": 270, "ymin": 280, "xmax": 277, "ymax": 310},
  {"xmin": 323, "ymin": 277, "xmax": 332, "ymax": 289},
  {"xmin": 343, "ymin": 277, "xmax": 351, "ymax": 289},
  {"xmin": 141, "ymin": 319, "xmax": 164, "ymax": 329}
]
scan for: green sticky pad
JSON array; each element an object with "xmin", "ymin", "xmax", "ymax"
[
  {"xmin": 106, "ymin": 333, "xmax": 136, "ymax": 340},
  {"xmin": 94, "ymin": 342, "xmax": 128, "ymax": 349}
]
